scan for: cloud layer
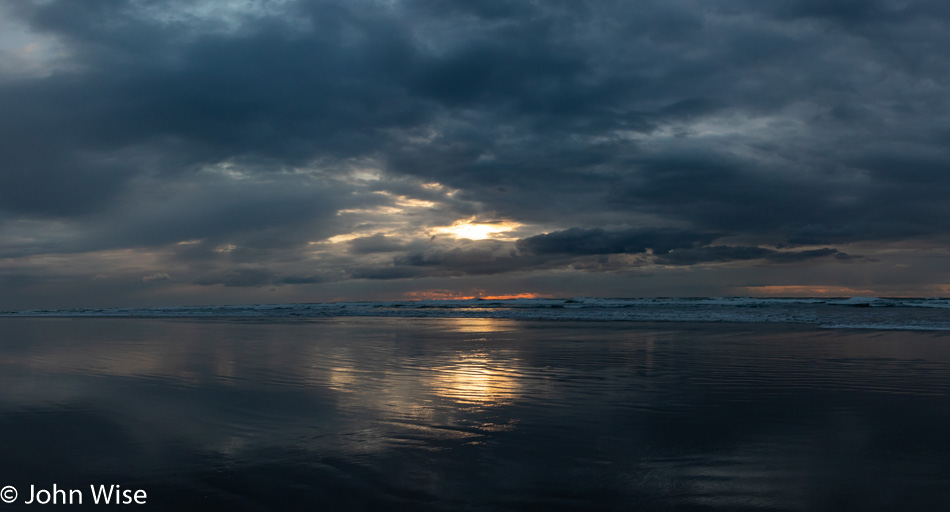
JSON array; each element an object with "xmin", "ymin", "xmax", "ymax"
[{"xmin": 2, "ymin": 0, "xmax": 949, "ymax": 307}]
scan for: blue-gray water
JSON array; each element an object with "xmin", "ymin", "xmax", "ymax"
[
  {"xmin": 2, "ymin": 317, "xmax": 950, "ymax": 510},
  {"xmin": 6, "ymin": 297, "xmax": 950, "ymax": 331}
]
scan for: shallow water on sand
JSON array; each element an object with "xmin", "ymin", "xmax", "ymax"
[{"xmin": 1, "ymin": 317, "xmax": 950, "ymax": 510}]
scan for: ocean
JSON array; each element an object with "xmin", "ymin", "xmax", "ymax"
[
  {"xmin": 6, "ymin": 296, "xmax": 950, "ymax": 330},
  {"xmin": 1, "ymin": 299, "xmax": 949, "ymax": 510}
]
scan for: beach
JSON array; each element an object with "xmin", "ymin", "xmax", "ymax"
[{"xmin": 1, "ymin": 317, "xmax": 949, "ymax": 510}]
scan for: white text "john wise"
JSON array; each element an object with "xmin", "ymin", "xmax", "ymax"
[{"xmin": 24, "ymin": 484, "xmax": 147, "ymax": 505}]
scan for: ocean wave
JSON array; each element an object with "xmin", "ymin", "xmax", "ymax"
[{"xmin": 3, "ymin": 297, "xmax": 950, "ymax": 331}]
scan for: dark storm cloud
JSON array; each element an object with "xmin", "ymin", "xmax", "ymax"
[
  {"xmin": 347, "ymin": 241, "xmax": 561, "ymax": 280},
  {"xmin": 1, "ymin": 0, "xmax": 949, "ymax": 305},
  {"xmin": 349, "ymin": 266, "xmax": 428, "ymax": 281},
  {"xmin": 655, "ymin": 246, "xmax": 846, "ymax": 266},
  {"xmin": 395, "ymin": 245, "xmax": 529, "ymax": 276},
  {"xmin": 517, "ymin": 228, "xmax": 717, "ymax": 256},
  {"xmin": 279, "ymin": 274, "xmax": 335, "ymax": 285},
  {"xmin": 348, "ymin": 234, "xmax": 408, "ymax": 254},
  {"xmin": 382, "ymin": 0, "xmax": 950, "ymax": 243},
  {"xmin": 783, "ymin": 224, "xmax": 856, "ymax": 246},
  {"xmin": 518, "ymin": 227, "xmax": 852, "ymax": 267},
  {"xmin": 194, "ymin": 267, "xmax": 338, "ymax": 287},
  {"xmin": 193, "ymin": 267, "xmax": 278, "ymax": 288},
  {"xmin": 348, "ymin": 232, "xmax": 853, "ymax": 280},
  {"xmin": 1, "ymin": 0, "xmax": 428, "ymax": 219}
]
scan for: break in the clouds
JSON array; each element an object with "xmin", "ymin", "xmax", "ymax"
[{"xmin": 2, "ymin": 0, "xmax": 950, "ymax": 308}]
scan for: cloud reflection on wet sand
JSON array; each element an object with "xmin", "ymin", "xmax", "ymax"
[{"xmin": 2, "ymin": 318, "xmax": 950, "ymax": 509}]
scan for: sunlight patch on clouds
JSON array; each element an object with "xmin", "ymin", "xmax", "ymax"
[
  {"xmin": 350, "ymin": 168, "xmax": 383, "ymax": 182},
  {"xmin": 201, "ymin": 161, "xmax": 256, "ymax": 180},
  {"xmin": 324, "ymin": 233, "xmax": 363, "ymax": 244},
  {"xmin": 325, "ymin": 187, "xmax": 448, "ymax": 244},
  {"xmin": 336, "ymin": 206, "xmax": 407, "ymax": 216},
  {"xmin": 431, "ymin": 218, "xmax": 522, "ymax": 241},
  {"xmin": 372, "ymin": 191, "xmax": 437, "ymax": 209}
]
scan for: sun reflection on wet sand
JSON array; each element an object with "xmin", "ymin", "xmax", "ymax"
[
  {"xmin": 326, "ymin": 366, "xmax": 359, "ymax": 392},
  {"xmin": 430, "ymin": 352, "xmax": 521, "ymax": 406},
  {"xmin": 442, "ymin": 317, "xmax": 512, "ymax": 334}
]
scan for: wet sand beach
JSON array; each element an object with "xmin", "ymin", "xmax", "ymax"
[{"xmin": 1, "ymin": 317, "xmax": 949, "ymax": 510}]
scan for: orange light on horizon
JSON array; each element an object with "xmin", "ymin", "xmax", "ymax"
[
  {"xmin": 402, "ymin": 290, "xmax": 550, "ymax": 300},
  {"xmin": 480, "ymin": 293, "xmax": 546, "ymax": 300},
  {"xmin": 739, "ymin": 285, "xmax": 877, "ymax": 297}
]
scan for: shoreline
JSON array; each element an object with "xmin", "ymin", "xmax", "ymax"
[{"xmin": 3, "ymin": 315, "xmax": 950, "ymax": 335}]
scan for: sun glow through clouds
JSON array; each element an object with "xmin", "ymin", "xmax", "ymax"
[
  {"xmin": 433, "ymin": 218, "xmax": 522, "ymax": 240},
  {"xmin": 403, "ymin": 290, "xmax": 550, "ymax": 300}
]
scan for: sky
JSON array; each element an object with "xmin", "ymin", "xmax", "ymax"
[{"xmin": 2, "ymin": 0, "xmax": 950, "ymax": 309}]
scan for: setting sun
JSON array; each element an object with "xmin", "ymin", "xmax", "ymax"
[{"xmin": 432, "ymin": 218, "xmax": 522, "ymax": 240}]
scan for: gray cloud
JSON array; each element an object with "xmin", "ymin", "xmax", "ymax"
[
  {"xmin": 193, "ymin": 267, "xmax": 277, "ymax": 288},
  {"xmin": 1, "ymin": 0, "xmax": 949, "ymax": 307},
  {"xmin": 348, "ymin": 234, "xmax": 409, "ymax": 254},
  {"xmin": 517, "ymin": 228, "xmax": 853, "ymax": 267},
  {"xmin": 517, "ymin": 228, "xmax": 717, "ymax": 256},
  {"xmin": 655, "ymin": 246, "xmax": 847, "ymax": 266}
]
